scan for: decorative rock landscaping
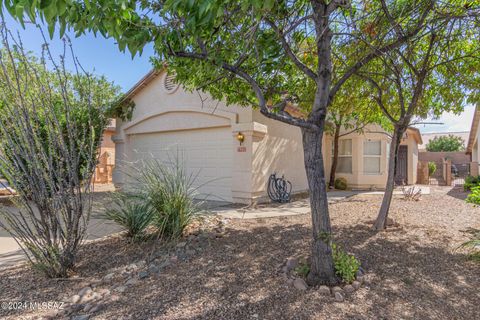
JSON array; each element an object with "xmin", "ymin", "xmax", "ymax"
[
  {"xmin": 51, "ymin": 217, "xmax": 231, "ymax": 319},
  {"xmin": 279, "ymin": 256, "xmax": 366, "ymax": 300}
]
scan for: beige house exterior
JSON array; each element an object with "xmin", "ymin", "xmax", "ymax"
[
  {"xmin": 466, "ymin": 104, "xmax": 480, "ymax": 176},
  {"xmin": 324, "ymin": 126, "xmax": 421, "ymax": 190},
  {"xmin": 113, "ymin": 69, "xmax": 421, "ymax": 204}
]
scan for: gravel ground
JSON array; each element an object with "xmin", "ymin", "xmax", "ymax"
[{"xmin": 1, "ymin": 186, "xmax": 479, "ymax": 320}]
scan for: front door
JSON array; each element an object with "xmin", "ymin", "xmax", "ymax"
[{"xmin": 395, "ymin": 145, "xmax": 408, "ymax": 185}]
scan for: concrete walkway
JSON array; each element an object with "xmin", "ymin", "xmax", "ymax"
[
  {"xmin": 0, "ymin": 185, "xmax": 431, "ymax": 267},
  {"xmin": 215, "ymin": 186, "xmax": 430, "ymax": 219}
]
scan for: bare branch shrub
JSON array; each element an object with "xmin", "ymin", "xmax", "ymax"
[
  {"xmin": 0, "ymin": 21, "xmax": 111, "ymax": 277},
  {"xmin": 401, "ymin": 186, "xmax": 422, "ymax": 201}
]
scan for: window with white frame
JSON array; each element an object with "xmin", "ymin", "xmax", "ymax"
[
  {"xmin": 335, "ymin": 139, "xmax": 352, "ymax": 174},
  {"xmin": 364, "ymin": 140, "xmax": 381, "ymax": 174}
]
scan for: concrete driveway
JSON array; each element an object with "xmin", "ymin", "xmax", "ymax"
[{"xmin": 0, "ymin": 187, "xmax": 122, "ymax": 268}]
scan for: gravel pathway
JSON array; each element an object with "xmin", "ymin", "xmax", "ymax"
[{"xmin": 1, "ymin": 186, "xmax": 479, "ymax": 320}]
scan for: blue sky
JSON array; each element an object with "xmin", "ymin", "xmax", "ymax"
[
  {"xmin": 3, "ymin": 15, "xmax": 154, "ymax": 92},
  {"xmin": 3, "ymin": 16, "xmax": 475, "ymax": 134}
]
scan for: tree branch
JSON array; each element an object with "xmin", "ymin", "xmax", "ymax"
[
  {"xmin": 171, "ymin": 50, "xmax": 319, "ymax": 130},
  {"xmin": 330, "ymin": 0, "xmax": 434, "ymax": 102},
  {"xmin": 264, "ymin": 18, "xmax": 318, "ymax": 81}
]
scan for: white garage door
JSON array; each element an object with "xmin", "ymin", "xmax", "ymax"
[{"xmin": 129, "ymin": 127, "xmax": 233, "ymax": 202}]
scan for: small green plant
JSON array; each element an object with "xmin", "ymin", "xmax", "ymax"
[
  {"xmin": 334, "ymin": 177, "xmax": 348, "ymax": 190},
  {"xmin": 332, "ymin": 243, "xmax": 360, "ymax": 283},
  {"xmin": 294, "ymin": 259, "xmax": 310, "ymax": 278},
  {"xmin": 103, "ymin": 194, "xmax": 154, "ymax": 240},
  {"xmin": 459, "ymin": 229, "xmax": 480, "ymax": 262},
  {"xmin": 428, "ymin": 162, "xmax": 437, "ymax": 176},
  {"xmin": 466, "ymin": 185, "xmax": 480, "ymax": 205},
  {"xmin": 464, "ymin": 175, "xmax": 480, "ymax": 191}
]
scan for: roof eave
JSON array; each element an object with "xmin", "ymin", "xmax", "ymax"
[{"xmin": 119, "ymin": 68, "xmax": 163, "ymax": 104}]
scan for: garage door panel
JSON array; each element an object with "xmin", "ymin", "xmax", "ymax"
[{"xmin": 129, "ymin": 127, "xmax": 233, "ymax": 202}]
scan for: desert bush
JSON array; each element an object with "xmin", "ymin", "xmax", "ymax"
[
  {"xmin": 464, "ymin": 175, "xmax": 480, "ymax": 191},
  {"xmin": 460, "ymin": 229, "xmax": 480, "ymax": 261},
  {"xmin": 466, "ymin": 185, "xmax": 480, "ymax": 205},
  {"xmin": 426, "ymin": 135, "xmax": 465, "ymax": 152},
  {"xmin": 428, "ymin": 162, "xmax": 437, "ymax": 176},
  {"xmin": 332, "ymin": 243, "xmax": 360, "ymax": 283},
  {"xmin": 130, "ymin": 157, "xmax": 202, "ymax": 240},
  {"xmin": 103, "ymin": 193, "xmax": 154, "ymax": 240},
  {"xmin": 0, "ymin": 25, "xmax": 117, "ymax": 277},
  {"xmin": 334, "ymin": 177, "xmax": 348, "ymax": 190},
  {"xmin": 401, "ymin": 186, "xmax": 422, "ymax": 201}
]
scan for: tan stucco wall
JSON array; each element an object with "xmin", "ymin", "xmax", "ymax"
[
  {"xmin": 114, "ymin": 70, "xmax": 420, "ymax": 202},
  {"xmin": 113, "ymin": 70, "xmax": 257, "ymax": 203},
  {"xmin": 324, "ymin": 124, "xmax": 419, "ymax": 189},
  {"xmin": 249, "ymin": 110, "xmax": 310, "ymax": 201},
  {"xmin": 474, "ymin": 128, "xmax": 480, "ymax": 163},
  {"xmin": 400, "ymin": 134, "xmax": 418, "ymax": 185},
  {"xmin": 324, "ymin": 124, "xmax": 390, "ymax": 189}
]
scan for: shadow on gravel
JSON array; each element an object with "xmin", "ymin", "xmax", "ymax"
[
  {"xmin": 2, "ymin": 220, "xmax": 478, "ymax": 320},
  {"xmin": 87, "ymin": 223, "xmax": 477, "ymax": 320},
  {"xmin": 446, "ymin": 186, "xmax": 469, "ymax": 200}
]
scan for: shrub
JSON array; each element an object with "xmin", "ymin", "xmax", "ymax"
[
  {"xmin": 460, "ymin": 229, "xmax": 480, "ymax": 262},
  {"xmin": 103, "ymin": 194, "xmax": 154, "ymax": 240},
  {"xmin": 428, "ymin": 162, "xmax": 437, "ymax": 176},
  {"xmin": 332, "ymin": 243, "xmax": 360, "ymax": 283},
  {"xmin": 132, "ymin": 157, "xmax": 202, "ymax": 240},
  {"xmin": 334, "ymin": 177, "xmax": 348, "ymax": 190},
  {"xmin": 426, "ymin": 135, "xmax": 465, "ymax": 152},
  {"xmin": 401, "ymin": 186, "xmax": 422, "ymax": 201},
  {"xmin": 464, "ymin": 175, "xmax": 480, "ymax": 191},
  {"xmin": 0, "ymin": 28, "xmax": 117, "ymax": 277},
  {"xmin": 466, "ymin": 186, "xmax": 480, "ymax": 205},
  {"xmin": 294, "ymin": 258, "xmax": 310, "ymax": 278}
]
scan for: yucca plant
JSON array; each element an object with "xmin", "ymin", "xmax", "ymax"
[
  {"xmin": 103, "ymin": 193, "xmax": 154, "ymax": 240},
  {"xmin": 130, "ymin": 156, "xmax": 202, "ymax": 240}
]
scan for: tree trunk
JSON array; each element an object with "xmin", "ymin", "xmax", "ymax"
[
  {"xmin": 328, "ymin": 123, "xmax": 341, "ymax": 188},
  {"xmin": 374, "ymin": 125, "xmax": 406, "ymax": 230},
  {"xmin": 302, "ymin": 127, "xmax": 339, "ymax": 286}
]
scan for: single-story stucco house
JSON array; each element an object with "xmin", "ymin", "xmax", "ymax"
[{"xmin": 112, "ymin": 69, "xmax": 421, "ymax": 204}]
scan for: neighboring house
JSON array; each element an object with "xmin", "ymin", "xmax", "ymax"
[
  {"xmin": 466, "ymin": 105, "xmax": 480, "ymax": 176},
  {"xmin": 419, "ymin": 131, "xmax": 469, "ymax": 151},
  {"xmin": 112, "ymin": 69, "xmax": 421, "ymax": 204},
  {"xmin": 94, "ymin": 119, "xmax": 116, "ymax": 184}
]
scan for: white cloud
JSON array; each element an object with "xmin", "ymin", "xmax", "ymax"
[{"xmin": 413, "ymin": 104, "xmax": 475, "ymax": 133}]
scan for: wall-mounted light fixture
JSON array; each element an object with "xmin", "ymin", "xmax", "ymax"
[{"xmin": 236, "ymin": 132, "xmax": 245, "ymax": 145}]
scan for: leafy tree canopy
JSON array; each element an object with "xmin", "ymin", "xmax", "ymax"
[
  {"xmin": 426, "ymin": 134, "xmax": 466, "ymax": 152},
  {"xmin": 1, "ymin": 0, "xmax": 468, "ymax": 127}
]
